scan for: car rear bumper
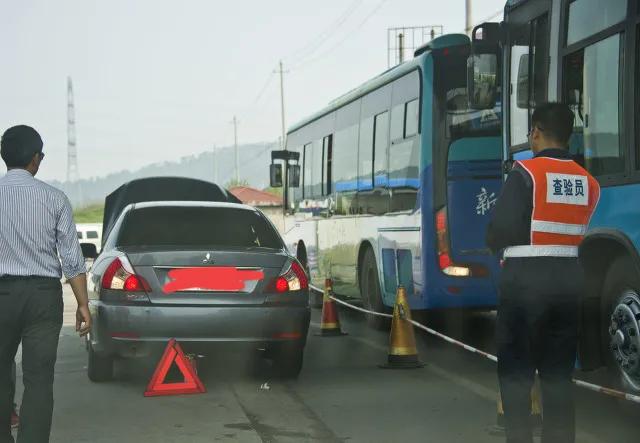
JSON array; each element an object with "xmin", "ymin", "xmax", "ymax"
[{"xmin": 88, "ymin": 301, "xmax": 311, "ymax": 357}]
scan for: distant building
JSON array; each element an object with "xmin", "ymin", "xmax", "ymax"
[{"xmin": 228, "ymin": 186, "xmax": 284, "ymax": 232}]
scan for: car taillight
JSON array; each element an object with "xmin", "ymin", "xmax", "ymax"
[
  {"xmin": 101, "ymin": 257, "xmax": 149, "ymax": 292},
  {"xmin": 274, "ymin": 260, "xmax": 309, "ymax": 293},
  {"xmin": 435, "ymin": 207, "xmax": 488, "ymax": 278}
]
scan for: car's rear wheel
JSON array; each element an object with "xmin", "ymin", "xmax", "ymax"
[
  {"xmin": 360, "ymin": 247, "xmax": 391, "ymax": 330},
  {"xmin": 88, "ymin": 342, "xmax": 114, "ymax": 382},
  {"xmin": 601, "ymin": 256, "xmax": 640, "ymax": 393},
  {"xmin": 271, "ymin": 342, "xmax": 304, "ymax": 378}
]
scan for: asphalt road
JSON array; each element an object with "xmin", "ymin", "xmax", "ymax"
[{"xmin": 11, "ymin": 285, "xmax": 639, "ymax": 443}]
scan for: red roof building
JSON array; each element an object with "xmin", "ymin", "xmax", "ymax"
[{"xmin": 228, "ymin": 186, "xmax": 282, "ymax": 207}]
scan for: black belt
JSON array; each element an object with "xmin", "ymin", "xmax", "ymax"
[{"xmin": 0, "ymin": 275, "xmax": 59, "ymax": 282}]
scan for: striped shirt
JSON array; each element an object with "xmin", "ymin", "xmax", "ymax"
[{"xmin": 0, "ymin": 169, "xmax": 85, "ymax": 279}]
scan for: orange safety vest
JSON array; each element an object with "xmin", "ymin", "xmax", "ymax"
[{"xmin": 503, "ymin": 157, "xmax": 600, "ymax": 258}]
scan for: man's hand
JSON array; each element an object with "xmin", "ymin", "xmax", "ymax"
[
  {"xmin": 76, "ymin": 304, "xmax": 92, "ymax": 336},
  {"xmin": 68, "ymin": 273, "xmax": 92, "ymax": 337}
]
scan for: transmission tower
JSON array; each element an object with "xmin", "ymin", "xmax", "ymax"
[
  {"xmin": 67, "ymin": 76, "xmax": 78, "ymax": 183},
  {"xmin": 387, "ymin": 26, "xmax": 443, "ymax": 67}
]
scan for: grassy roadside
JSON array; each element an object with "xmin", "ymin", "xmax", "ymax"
[{"xmin": 73, "ymin": 204, "xmax": 104, "ymax": 223}]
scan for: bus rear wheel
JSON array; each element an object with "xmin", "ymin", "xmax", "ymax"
[
  {"xmin": 601, "ymin": 256, "xmax": 640, "ymax": 393},
  {"xmin": 360, "ymin": 248, "xmax": 391, "ymax": 330}
]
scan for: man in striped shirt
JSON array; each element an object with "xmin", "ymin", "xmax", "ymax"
[{"xmin": 0, "ymin": 125, "xmax": 92, "ymax": 443}]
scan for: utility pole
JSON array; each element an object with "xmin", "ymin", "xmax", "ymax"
[
  {"xmin": 232, "ymin": 116, "xmax": 239, "ymax": 183},
  {"xmin": 274, "ymin": 61, "xmax": 289, "ymax": 210},
  {"xmin": 465, "ymin": 0, "xmax": 473, "ymax": 36},
  {"xmin": 398, "ymin": 33, "xmax": 405, "ymax": 63},
  {"xmin": 274, "ymin": 61, "xmax": 288, "ymax": 150},
  {"xmin": 67, "ymin": 76, "xmax": 78, "ymax": 183}
]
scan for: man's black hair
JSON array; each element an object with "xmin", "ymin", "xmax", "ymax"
[
  {"xmin": 531, "ymin": 102, "xmax": 575, "ymax": 146},
  {"xmin": 1, "ymin": 125, "xmax": 43, "ymax": 168}
]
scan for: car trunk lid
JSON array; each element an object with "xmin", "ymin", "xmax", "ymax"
[{"xmin": 126, "ymin": 248, "xmax": 288, "ymax": 305}]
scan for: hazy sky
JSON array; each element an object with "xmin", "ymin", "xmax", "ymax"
[{"xmin": 1, "ymin": 0, "xmax": 505, "ymax": 182}]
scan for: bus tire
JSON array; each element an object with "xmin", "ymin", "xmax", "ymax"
[
  {"xmin": 601, "ymin": 256, "xmax": 640, "ymax": 393},
  {"xmin": 360, "ymin": 248, "xmax": 391, "ymax": 330}
]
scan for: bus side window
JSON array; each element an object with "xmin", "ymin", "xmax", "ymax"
[
  {"xmin": 358, "ymin": 116, "xmax": 374, "ymax": 190},
  {"xmin": 390, "ymin": 103, "xmax": 404, "ymax": 142},
  {"xmin": 405, "ymin": 99, "xmax": 419, "ymax": 138},
  {"xmin": 563, "ymin": 34, "xmax": 624, "ymax": 176},
  {"xmin": 303, "ymin": 143, "xmax": 312, "ymax": 199},
  {"xmin": 323, "ymin": 135, "xmax": 333, "ymax": 195},
  {"xmin": 373, "ymin": 111, "xmax": 389, "ymax": 187},
  {"xmin": 311, "ymin": 139, "xmax": 323, "ymax": 198}
]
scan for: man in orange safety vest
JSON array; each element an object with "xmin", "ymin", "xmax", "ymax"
[{"xmin": 486, "ymin": 102, "xmax": 600, "ymax": 443}]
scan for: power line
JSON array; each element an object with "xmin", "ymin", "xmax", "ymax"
[
  {"xmin": 253, "ymin": 72, "xmax": 275, "ymax": 103},
  {"xmin": 284, "ymin": 0, "xmax": 363, "ymax": 64},
  {"xmin": 290, "ymin": 0, "xmax": 390, "ymax": 71}
]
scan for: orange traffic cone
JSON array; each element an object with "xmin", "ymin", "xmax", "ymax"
[
  {"xmin": 379, "ymin": 285, "xmax": 423, "ymax": 369},
  {"xmin": 315, "ymin": 278, "xmax": 347, "ymax": 336}
]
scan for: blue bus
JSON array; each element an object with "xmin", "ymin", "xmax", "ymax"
[
  {"xmin": 270, "ymin": 34, "xmax": 502, "ymax": 328},
  {"xmin": 470, "ymin": 0, "xmax": 640, "ymax": 392}
]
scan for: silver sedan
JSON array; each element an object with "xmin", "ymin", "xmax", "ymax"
[{"xmin": 85, "ymin": 201, "xmax": 310, "ymax": 381}]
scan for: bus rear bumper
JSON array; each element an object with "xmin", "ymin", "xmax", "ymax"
[{"xmin": 412, "ymin": 282, "xmax": 498, "ymax": 310}]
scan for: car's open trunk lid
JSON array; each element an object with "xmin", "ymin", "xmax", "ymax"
[{"xmin": 102, "ymin": 177, "xmax": 240, "ymax": 246}]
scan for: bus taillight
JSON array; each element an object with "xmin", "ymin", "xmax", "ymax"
[{"xmin": 436, "ymin": 207, "xmax": 473, "ymax": 278}]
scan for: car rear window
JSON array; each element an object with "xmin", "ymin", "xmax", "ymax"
[
  {"xmin": 116, "ymin": 206, "xmax": 283, "ymax": 249},
  {"xmin": 87, "ymin": 231, "xmax": 99, "ymax": 239}
]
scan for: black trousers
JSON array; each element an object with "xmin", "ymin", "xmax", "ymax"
[
  {"xmin": 497, "ymin": 257, "xmax": 584, "ymax": 443},
  {"xmin": 0, "ymin": 278, "xmax": 63, "ymax": 443}
]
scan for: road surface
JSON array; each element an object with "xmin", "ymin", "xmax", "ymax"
[{"xmin": 11, "ymin": 285, "xmax": 639, "ymax": 442}]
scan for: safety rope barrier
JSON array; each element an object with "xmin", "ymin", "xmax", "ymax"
[{"xmin": 318, "ymin": 290, "xmax": 640, "ymax": 405}]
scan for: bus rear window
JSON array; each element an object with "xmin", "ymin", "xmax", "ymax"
[{"xmin": 117, "ymin": 207, "xmax": 283, "ymax": 249}]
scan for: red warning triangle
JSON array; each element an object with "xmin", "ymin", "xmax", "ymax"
[{"xmin": 144, "ymin": 338, "xmax": 206, "ymax": 397}]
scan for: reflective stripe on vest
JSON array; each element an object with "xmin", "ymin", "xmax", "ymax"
[
  {"xmin": 506, "ymin": 157, "xmax": 600, "ymax": 258},
  {"xmin": 503, "ymin": 245, "xmax": 579, "ymax": 258},
  {"xmin": 530, "ymin": 220, "xmax": 587, "ymax": 236}
]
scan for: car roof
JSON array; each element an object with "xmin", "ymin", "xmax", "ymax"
[{"xmin": 129, "ymin": 200, "xmax": 259, "ymax": 212}]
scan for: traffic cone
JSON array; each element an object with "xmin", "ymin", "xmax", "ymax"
[
  {"xmin": 315, "ymin": 278, "xmax": 347, "ymax": 336},
  {"xmin": 379, "ymin": 285, "xmax": 423, "ymax": 369}
]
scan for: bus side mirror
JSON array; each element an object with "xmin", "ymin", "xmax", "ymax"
[
  {"xmin": 289, "ymin": 164, "xmax": 301, "ymax": 188},
  {"xmin": 467, "ymin": 22, "xmax": 501, "ymax": 110},
  {"xmin": 270, "ymin": 164, "xmax": 283, "ymax": 188},
  {"xmin": 467, "ymin": 53, "xmax": 498, "ymax": 110}
]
